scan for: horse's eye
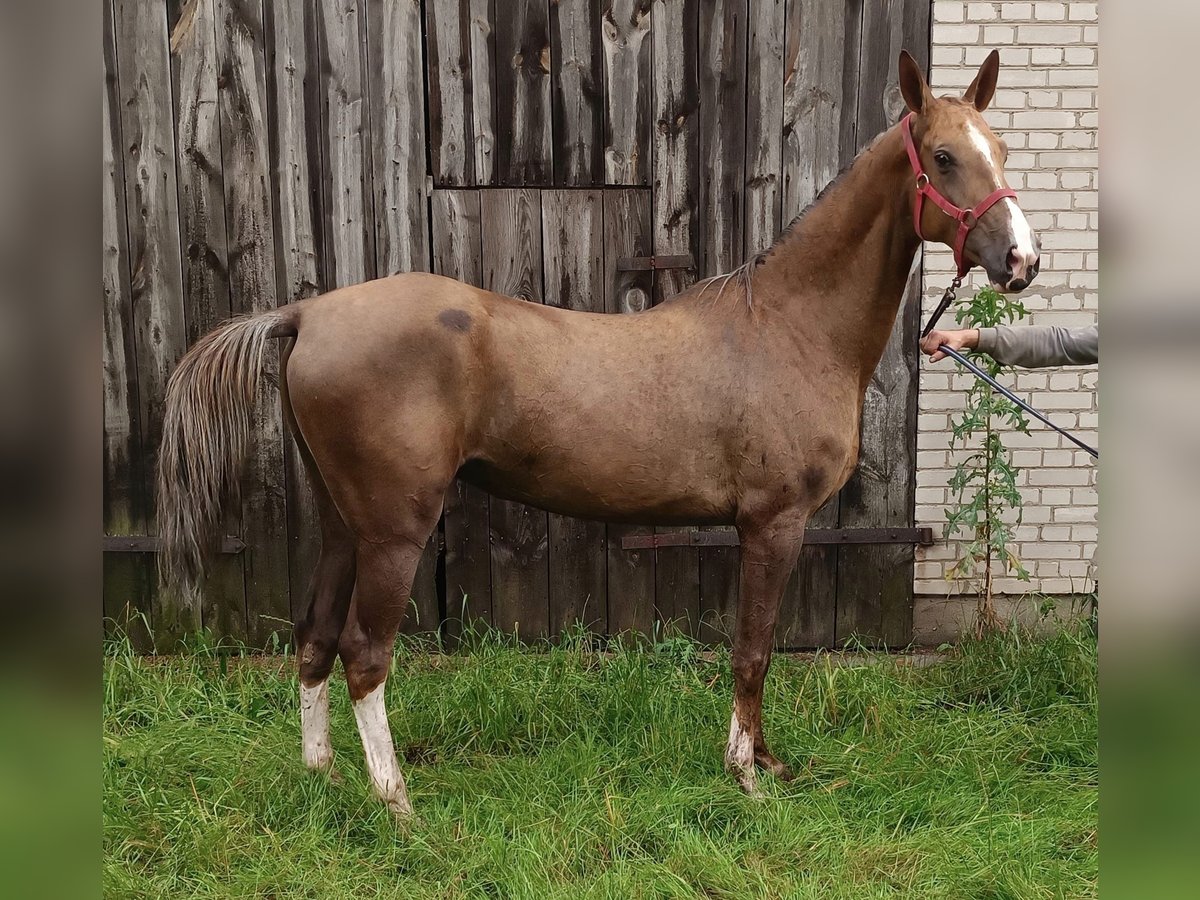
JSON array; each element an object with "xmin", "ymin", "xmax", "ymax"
[{"xmin": 934, "ymin": 150, "xmax": 953, "ymax": 170}]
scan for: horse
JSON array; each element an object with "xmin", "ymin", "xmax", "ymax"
[{"xmin": 156, "ymin": 49, "xmax": 1039, "ymax": 816}]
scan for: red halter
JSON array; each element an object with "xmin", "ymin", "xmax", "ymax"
[{"xmin": 901, "ymin": 113, "xmax": 1017, "ymax": 278}]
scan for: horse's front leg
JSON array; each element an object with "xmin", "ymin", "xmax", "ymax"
[{"xmin": 725, "ymin": 509, "xmax": 806, "ymax": 794}]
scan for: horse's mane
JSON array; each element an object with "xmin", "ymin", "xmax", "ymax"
[{"xmin": 694, "ymin": 126, "xmax": 889, "ymax": 309}]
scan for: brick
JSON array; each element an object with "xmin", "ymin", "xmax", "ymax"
[
  {"xmin": 1064, "ymin": 47, "xmax": 1094, "ymax": 65},
  {"xmin": 1034, "ymin": 2, "xmax": 1066, "ymax": 20},
  {"xmin": 1017, "ymin": 24, "xmax": 1082, "ymax": 44},
  {"xmin": 1041, "ymin": 231, "xmax": 1097, "ymax": 250},
  {"xmin": 1059, "ymin": 171, "xmax": 1091, "ymax": 190},
  {"xmin": 1031, "ymin": 49, "xmax": 1063, "ymax": 67},
  {"xmin": 993, "ymin": 89, "xmax": 1027, "ymax": 110},
  {"xmin": 1013, "ymin": 110, "xmax": 1078, "ymax": 129},
  {"xmin": 1036, "ymin": 150, "xmax": 1097, "ymax": 168},
  {"xmin": 1023, "ymin": 543, "xmax": 1082, "ymax": 559},
  {"xmin": 1068, "ymin": 2, "xmax": 1098, "ymax": 21},
  {"xmin": 1060, "ymin": 130, "xmax": 1093, "ymax": 150},
  {"xmin": 984, "ymin": 24, "xmax": 1015, "ymax": 42},
  {"xmin": 1057, "ymin": 69, "xmax": 1099, "ymax": 86},
  {"xmin": 933, "ymin": 24, "xmax": 982, "ymax": 43},
  {"xmin": 933, "ymin": 47, "xmax": 965, "ymax": 66},
  {"xmin": 967, "ymin": 2, "xmax": 998, "ymax": 20},
  {"xmin": 1028, "ymin": 467, "xmax": 1091, "ymax": 485},
  {"xmin": 935, "ymin": 1, "xmax": 966, "ymax": 23},
  {"xmin": 1071, "ymin": 525, "xmax": 1098, "ymax": 542},
  {"xmin": 1001, "ymin": 2, "xmax": 1033, "ymax": 18},
  {"xmin": 1060, "ymin": 90, "xmax": 1094, "ymax": 109},
  {"xmin": 1052, "ymin": 506, "xmax": 1094, "ymax": 523},
  {"xmin": 1028, "ymin": 131, "xmax": 1059, "ymax": 150},
  {"xmin": 1057, "ymin": 211, "xmax": 1089, "ymax": 229}
]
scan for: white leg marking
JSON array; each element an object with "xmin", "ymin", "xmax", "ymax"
[
  {"xmin": 352, "ymin": 683, "xmax": 412, "ymax": 816},
  {"xmin": 300, "ymin": 679, "xmax": 333, "ymax": 772},
  {"xmin": 724, "ymin": 708, "xmax": 758, "ymax": 794}
]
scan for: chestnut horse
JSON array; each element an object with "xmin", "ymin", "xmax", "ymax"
[{"xmin": 157, "ymin": 51, "xmax": 1038, "ymax": 815}]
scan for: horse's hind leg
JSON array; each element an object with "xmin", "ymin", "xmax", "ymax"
[
  {"xmin": 339, "ymin": 536, "xmax": 430, "ymax": 818},
  {"xmin": 294, "ymin": 508, "xmax": 355, "ymax": 775},
  {"xmin": 281, "ymin": 339, "xmax": 355, "ymax": 775}
]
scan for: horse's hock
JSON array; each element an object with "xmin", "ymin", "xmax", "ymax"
[{"xmin": 104, "ymin": 0, "xmax": 937, "ymax": 650}]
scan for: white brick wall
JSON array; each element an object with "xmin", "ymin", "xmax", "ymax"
[{"xmin": 916, "ymin": 0, "xmax": 1098, "ymax": 597}]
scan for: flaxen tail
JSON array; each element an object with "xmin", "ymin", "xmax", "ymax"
[{"xmin": 156, "ymin": 309, "xmax": 297, "ymax": 596}]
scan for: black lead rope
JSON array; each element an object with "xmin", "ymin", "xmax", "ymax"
[{"xmin": 920, "ymin": 280, "xmax": 1100, "ymax": 460}]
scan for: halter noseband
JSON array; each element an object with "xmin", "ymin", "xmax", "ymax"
[{"xmin": 902, "ymin": 113, "xmax": 1017, "ymax": 278}]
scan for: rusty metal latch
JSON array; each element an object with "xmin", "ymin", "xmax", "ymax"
[
  {"xmin": 615, "ymin": 254, "xmax": 694, "ymax": 272},
  {"xmin": 621, "ymin": 527, "xmax": 933, "ymax": 550}
]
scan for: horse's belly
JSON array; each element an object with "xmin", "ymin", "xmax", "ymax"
[{"xmin": 458, "ymin": 443, "xmax": 735, "ymax": 526}]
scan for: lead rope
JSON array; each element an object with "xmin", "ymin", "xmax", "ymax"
[{"xmin": 920, "ymin": 279, "xmax": 1099, "ymax": 460}]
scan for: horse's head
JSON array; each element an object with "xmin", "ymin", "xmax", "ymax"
[{"xmin": 897, "ymin": 49, "xmax": 1040, "ymax": 293}]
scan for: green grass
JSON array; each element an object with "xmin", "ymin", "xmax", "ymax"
[{"xmin": 103, "ymin": 626, "xmax": 1097, "ymax": 899}]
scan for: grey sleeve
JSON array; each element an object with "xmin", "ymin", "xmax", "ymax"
[{"xmin": 975, "ymin": 323, "xmax": 1098, "ymax": 368}]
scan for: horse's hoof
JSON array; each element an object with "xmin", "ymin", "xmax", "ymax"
[{"xmin": 755, "ymin": 751, "xmax": 795, "ymax": 782}]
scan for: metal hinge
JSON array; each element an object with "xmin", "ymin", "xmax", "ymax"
[
  {"xmin": 103, "ymin": 535, "xmax": 247, "ymax": 554},
  {"xmin": 621, "ymin": 527, "xmax": 933, "ymax": 550},
  {"xmin": 615, "ymin": 254, "xmax": 694, "ymax": 272}
]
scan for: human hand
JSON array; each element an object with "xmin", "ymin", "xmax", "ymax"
[{"xmin": 921, "ymin": 328, "xmax": 979, "ymax": 363}]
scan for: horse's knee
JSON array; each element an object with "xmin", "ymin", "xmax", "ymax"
[
  {"xmin": 295, "ymin": 625, "xmax": 341, "ymax": 685},
  {"xmin": 732, "ymin": 647, "xmax": 770, "ymax": 687}
]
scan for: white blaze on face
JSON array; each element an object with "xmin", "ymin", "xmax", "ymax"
[
  {"xmin": 352, "ymin": 683, "xmax": 413, "ymax": 816},
  {"xmin": 964, "ymin": 120, "xmax": 1038, "ymax": 282},
  {"xmin": 300, "ymin": 679, "xmax": 333, "ymax": 771}
]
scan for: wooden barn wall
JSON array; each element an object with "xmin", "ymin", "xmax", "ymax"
[{"xmin": 103, "ymin": 0, "xmax": 929, "ymax": 650}]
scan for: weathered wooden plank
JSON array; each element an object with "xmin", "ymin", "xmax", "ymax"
[
  {"xmin": 550, "ymin": 0, "xmax": 602, "ymax": 185},
  {"xmin": 648, "ymin": 0, "xmax": 700, "ymax": 634},
  {"xmin": 781, "ymin": 0, "xmax": 853, "ymax": 224},
  {"xmin": 426, "ymin": 0, "xmax": 496, "ymax": 185},
  {"xmin": 744, "ymin": 0, "xmax": 784, "ymax": 259},
  {"xmin": 316, "ymin": 0, "xmax": 374, "ymax": 285},
  {"xmin": 115, "ymin": 0, "xmax": 192, "ymax": 644},
  {"xmin": 602, "ymin": 188, "xmax": 655, "ymax": 639},
  {"xmin": 541, "ymin": 190, "xmax": 607, "ymax": 638},
  {"xmin": 694, "ymin": 0, "xmax": 747, "ymax": 642},
  {"xmin": 104, "ymin": 0, "xmax": 153, "ymax": 650},
  {"xmin": 494, "ymin": 1, "xmax": 552, "ymax": 184},
  {"xmin": 213, "ymin": 0, "xmax": 292, "ymax": 648},
  {"xmin": 649, "ymin": 0, "xmax": 699, "ymax": 302},
  {"xmin": 265, "ymin": 0, "xmax": 326, "ymax": 630},
  {"xmin": 480, "ymin": 189, "xmax": 550, "ymax": 639},
  {"xmin": 432, "ymin": 190, "xmax": 492, "ymax": 640},
  {"xmin": 366, "ymin": 0, "xmax": 437, "ymax": 635},
  {"xmin": 368, "ymin": 0, "xmax": 429, "ymax": 276},
  {"xmin": 775, "ymin": 0, "xmax": 859, "ymax": 648},
  {"xmin": 601, "ymin": 0, "xmax": 652, "ymax": 185},
  {"xmin": 835, "ymin": 0, "xmax": 927, "ymax": 647},
  {"xmin": 169, "ymin": 0, "xmax": 249, "ymax": 643}
]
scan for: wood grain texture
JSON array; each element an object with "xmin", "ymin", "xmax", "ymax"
[
  {"xmin": 835, "ymin": 0, "xmax": 927, "ymax": 647},
  {"xmin": 542, "ymin": 190, "xmax": 607, "ymax": 637},
  {"xmin": 368, "ymin": 0, "xmax": 429, "ymax": 276},
  {"xmin": 602, "ymin": 188, "xmax": 655, "ymax": 638},
  {"xmin": 781, "ymin": 0, "xmax": 851, "ymax": 225},
  {"xmin": 214, "ymin": 0, "xmax": 291, "ymax": 648},
  {"xmin": 551, "ymin": 0, "xmax": 602, "ymax": 185},
  {"xmin": 104, "ymin": 0, "xmax": 153, "ymax": 649},
  {"xmin": 432, "ymin": 190, "xmax": 492, "ymax": 639},
  {"xmin": 601, "ymin": 0, "xmax": 652, "ymax": 185},
  {"xmin": 648, "ymin": 0, "xmax": 700, "ymax": 634},
  {"xmin": 316, "ymin": 0, "xmax": 374, "ymax": 286},
  {"xmin": 116, "ymin": 0, "xmax": 192, "ymax": 643},
  {"xmin": 494, "ymin": 1, "xmax": 552, "ymax": 184},
  {"xmin": 649, "ymin": 0, "xmax": 698, "ymax": 302},
  {"xmin": 480, "ymin": 189, "xmax": 550, "ymax": 638},
  {"xmin": 695, "ymin": 0, "xmax": 747, "ymax": 641},
  {"xmin": 744, "ymin": 0, "xmax": 784, "ymax": 258},
  {"xmin": 169, "ymin": 0, "xmax": 248, "ymax": 642},
  {"xmin": 266, "ymin": 0, "xmax": 326, "ymax": 627},
  {"xmin": 426, "ymin": 0, "xmax": 497, "ymax": 185}
]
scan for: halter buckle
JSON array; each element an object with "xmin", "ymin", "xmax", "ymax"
[
  {"xmin": 915, "ymin": 173, "xmax": 930, "ymax": 190},
  {"xmin": 960, "ymin": 209, "xmax": 977, "ymax": 228}
]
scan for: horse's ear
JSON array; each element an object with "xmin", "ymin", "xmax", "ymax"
[
  {"xmin": 963, "ymin": 49, "xmax": 1000, "ymax": 111},
  {"xmin": 898, "ymin": 49, "xmax": 932, "ymax": 115}
]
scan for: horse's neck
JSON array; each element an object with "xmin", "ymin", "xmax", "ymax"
[{"xmin": 755, "ymin": 126, "xmax": 920, "ymax": 385}]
